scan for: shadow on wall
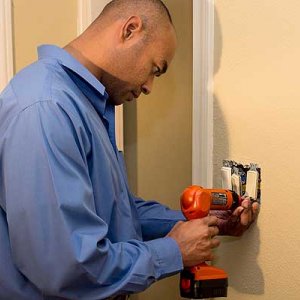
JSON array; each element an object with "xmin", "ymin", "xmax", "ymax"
[{"xmin": 213, "ymin": 6, "xmax": 264, "ymax": 295}]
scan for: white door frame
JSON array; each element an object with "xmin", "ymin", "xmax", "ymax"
[
  {"xmin": 0, "ymin": 0, "xmax": 14, "ymax": 92},
  {"xmin": 193, "ymin": 0, "xmax": 214, "ymax": 187}
]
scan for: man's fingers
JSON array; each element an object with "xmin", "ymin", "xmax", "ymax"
[
  {"xmin": 210, "ymin": 237, "xmax": 221, "ymax": 249},
  {"xmin": 241, "ymin": 198, "xmax": 251, "ymax": 209},
  {"xmin": 252, "ymin": 202, "xmax": 260, "ymax": 219},
  {"xmin": 205, "ymin": 215, "xmax": 218, "ymax": 226},
  {"xmin": 240, "ymin": 208, "xmax": 252, "ymax": 226},
  {"xmin": 209, "ymin": 226, "xmax": 219, "ymax": 237},
  {"xmin": 230, "ymin": 206, "xmax": 244, "ymax": 222},
  {"xmin": 206, "ymin": 253, "xmax": 214, "ymax": 261},
  {"xmin": 241, "ymin": 199, "xmax": 261, "ymax": 226}
]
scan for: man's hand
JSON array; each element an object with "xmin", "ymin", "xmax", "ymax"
[
  {"xmin": 167, "ymin": 216, "xmax": 220, "ymax": 267},
  {"xmin": 211, "ymin": 197, "xmax": 260, "ymax": 236}
]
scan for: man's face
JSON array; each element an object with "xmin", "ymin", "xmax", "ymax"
[{"xmin": 103, "ymin": 26, "xmax": 177, "ymax": 105}]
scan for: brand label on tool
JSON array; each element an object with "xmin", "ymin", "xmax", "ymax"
[{"xmin": 211, "ymin": 193, "xmax": 228, "ymax": 206}]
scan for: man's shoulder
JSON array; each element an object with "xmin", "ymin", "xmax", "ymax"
[
  {"xmin": 9, "ymin": 59, "xmax": 71, "ymax": 107},
  {"xmin": 1, "ymin": 58, "xmax": 86, "ymax": 120},
  {"xmin": 0, "ymin": 59, "xmax": 88, "ymax": 135}
]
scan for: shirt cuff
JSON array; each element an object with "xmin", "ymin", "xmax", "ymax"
[{"xmin": 145, "ymin": 237, "xmax": 183, "ymax": 280}]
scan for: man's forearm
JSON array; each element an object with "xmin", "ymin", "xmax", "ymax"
[{"xmin": 133, "ymin": 196, "xmax": 185, "ymax": 240}]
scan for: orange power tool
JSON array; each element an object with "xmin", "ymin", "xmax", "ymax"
[{"xmin": 180, "ymin": 185, "xmax": 242, "ymax": 299}]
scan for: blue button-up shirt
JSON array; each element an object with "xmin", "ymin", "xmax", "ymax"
[{"xmin": 0, "ymin": 45, "xmax": 184, "ymax": 299}]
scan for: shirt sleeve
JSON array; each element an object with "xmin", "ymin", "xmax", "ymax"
[
  {"xmin": 3, "ymin": 100, "xmax": 183, "ymax": 299},
  {"xmin": 116, "ymin": 152, "xmax": 186, "ymax": 241},
  {"xmin": 133, "ymin": 197, "xmax": 186, "ymax": 241}
]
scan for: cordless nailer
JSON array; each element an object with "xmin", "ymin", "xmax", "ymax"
[{"xmin": 179, "ymin": 185, "xmax": 242, "ymax": 299}]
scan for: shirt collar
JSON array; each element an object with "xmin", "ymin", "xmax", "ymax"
[{"xmin": 38, "ymin": 44, "xmax": 109, "ymax": 114}]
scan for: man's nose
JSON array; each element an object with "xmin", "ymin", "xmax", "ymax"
[{"xmin": 141, "ymin": 76, "xmax": 154, "ymax": 95}]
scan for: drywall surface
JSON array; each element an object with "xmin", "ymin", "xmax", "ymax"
[
  {"xmin": 214, "ymin": 1, "xmax": 300, "ymax": 299},
  {"xmin": 13, "ymin": 0, "xmax": 77, "ymax": 72}
]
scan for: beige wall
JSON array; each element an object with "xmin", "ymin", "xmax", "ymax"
[
  {"xmin": 124, "ymin": 1, "xmax": 193, "ymax": 299},
  {"xmin": 13, "ymin": 0, "xmax": 77, "ymax": 72},
  {"xmin": 214, "ymin": 0, "xmax": 300, "ymax": 299}
]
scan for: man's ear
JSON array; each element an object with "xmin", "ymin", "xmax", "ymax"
[{"xmin": 122, "ymin": 16, "xmax": 143, "ymax": 41}]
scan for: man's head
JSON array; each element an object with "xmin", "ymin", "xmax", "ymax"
[{"xmin": 67, "ymin": 0, "xmax": 177, "ymax": 105}]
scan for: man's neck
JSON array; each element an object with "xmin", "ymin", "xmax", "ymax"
[{"xmin": 64, "ymin": 43, "xmax": 103, "ymax": 81}]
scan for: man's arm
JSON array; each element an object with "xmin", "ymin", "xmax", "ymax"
[
  {"xmin": 116, "ymin": 152, "xmax": 185, "ymax": 240},
  {"xmin": 130, "ymin": 184, "xmax": 259, "ymax": 239},
  {"xmin": 3, "ymin": 100, "xmax": 183, "ymax": 298},
  {"xmin": 133, "ymin": 197, "xmax": 185, "ymax": 240}
]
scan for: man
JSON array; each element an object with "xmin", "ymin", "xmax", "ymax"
[{"xmin": 0, "ymin": 0, "xmax": 259, "ymax": 299}]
